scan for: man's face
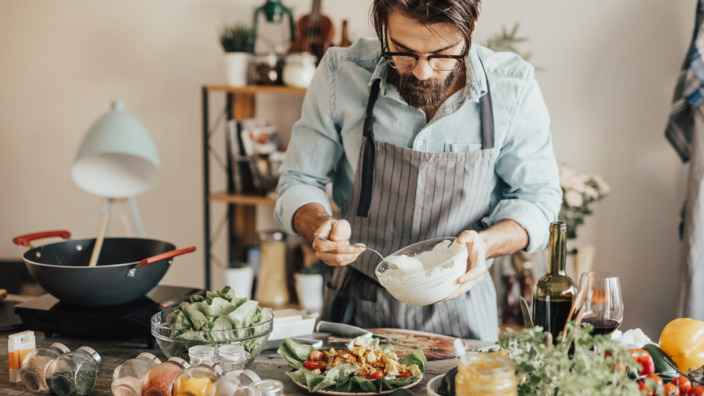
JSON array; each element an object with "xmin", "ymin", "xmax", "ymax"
[{"xmin": 384, "ymin": 12, "xmax": 466, "ymax": 110}]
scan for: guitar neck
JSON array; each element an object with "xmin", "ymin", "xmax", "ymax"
[{"xmin": 309, "ymin": 0, "xmax": 321, "ymax": 24}]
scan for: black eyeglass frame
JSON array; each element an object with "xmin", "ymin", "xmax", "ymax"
[{"xmin": 381, "ymin": 27, "xmax": 468, "ymax": 71}]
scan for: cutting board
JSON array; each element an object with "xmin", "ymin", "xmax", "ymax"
[{"xmin": 327, "ymin": 328, "xmax": 464, "ymax": 361}]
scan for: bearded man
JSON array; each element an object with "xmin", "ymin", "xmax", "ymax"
[{"xmin": 274, "ymin": 0, "xmax": 561, "ymax": 341}]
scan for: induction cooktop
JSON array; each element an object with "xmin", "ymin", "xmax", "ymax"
[{"xmin": 14, "ymin": 285, "xmax": 203, "ymax": 348}]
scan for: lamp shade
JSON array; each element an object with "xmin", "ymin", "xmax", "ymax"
[{"xmin": 71, "ymin": 99, "xmax": 160, "ymax": 198}]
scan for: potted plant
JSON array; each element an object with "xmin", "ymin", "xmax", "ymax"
[
  {"xmin": 219, "ymin": 23, "xmax": 256, "ymax": 87},
  {"xmin": 294, "ymin": 258, "xmax": 324, "ymax": 311}
]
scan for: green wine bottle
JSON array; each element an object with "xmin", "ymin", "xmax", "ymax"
[{"xmin": 532, "ymin": 222, "xmax": 577, "ymax": 343}]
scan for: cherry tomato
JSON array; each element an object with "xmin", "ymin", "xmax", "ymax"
[
  {"xmin": 645, "ymin": 374, "xmax": 664, "ymax": 387},
  {"xmin": 672, "ymin": 376, "xmax": 692, "ymax": 394},
  {"xmin": 310, "ymin": 350, "xmax": 325, "ymax": 362},
  {"xmin": 629, "ymin": 349, "xmax": 656, "ymax": 376},
  {"xmin": 366, "ymin": 370, "xmax": 384, "ymax": 380},
  {"xmin": 639, "ymin": 381, "xmax": 654, "ymax": 396},
  {"xmin": 303, "ymin": 360, "xmax": 326, "ymax": 371},
  {"xmin": 688, "ymin": 386, "xmax": 704, "ymax": 396},
  {"xmin": 395, "ymin": 372, "xmax": 412, "ymax": 378},
  {"xmin": 664, "ymin": 383, "xmax": 680, "ymax": 396}
]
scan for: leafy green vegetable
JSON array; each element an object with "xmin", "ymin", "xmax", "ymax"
[
  {"xmin": 160, "ymin": 286, "xmax": 273, "ymax": 360},
  {"xmin": 499, "ymin": 321, "xmax": 642, "ymax": 396},
  {"xmin": 278, "ymin": 337, "xmax": 426, "ymax": 393}
]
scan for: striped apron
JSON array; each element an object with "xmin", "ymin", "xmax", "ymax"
[{"xmin": 322, "ymin": 70, "xmax": 500, "ymax": 341}]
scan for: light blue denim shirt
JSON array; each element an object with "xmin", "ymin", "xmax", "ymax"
[{"xmin": 274, "ymin": 37, "xmax": 561, "ymax": 253}]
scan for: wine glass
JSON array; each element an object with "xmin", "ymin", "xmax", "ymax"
[{"xmin": 572, "ymin": 271, "xmax": 624, "ymax": 335}]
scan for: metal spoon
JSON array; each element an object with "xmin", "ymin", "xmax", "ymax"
[{"xmin": 313, "ymin": 233, "xmax": 386, "ymax": 262}]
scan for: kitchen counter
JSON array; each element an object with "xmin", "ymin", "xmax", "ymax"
[{"xmin": 1, "ymin": 331, "xmax": 466, "ymax": 395}]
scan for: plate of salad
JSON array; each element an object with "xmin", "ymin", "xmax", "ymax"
[{"xmin": 277, "ymin": 336, "xmax": 427, "ymax": 394}]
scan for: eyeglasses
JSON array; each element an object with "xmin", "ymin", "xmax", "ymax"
[
  {"xmin": 382, "ymin": 26, "xmax": 467, "ymax": 72},
  {"xmin": 382, "ymin": 51, "xmax": 466, "ymax": 71}
]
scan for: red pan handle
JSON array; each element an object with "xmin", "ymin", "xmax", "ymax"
[
  {"xmin": 13, "ymin": 230, "xmax": 72, "ymax": 246},
  {"xmin": 139, "ymin": 246, "xmax": 197, "ymax": 267}
]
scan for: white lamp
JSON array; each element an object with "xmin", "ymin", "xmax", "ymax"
[{"xmin": 71, "ymin": 99, "xmax": 161, "ymax": 237}]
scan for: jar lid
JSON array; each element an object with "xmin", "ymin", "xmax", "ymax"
[
  {"xmin": 50, "ymin": 343, "xmax": 70, "ymax": 354},
  {"xmin": 77, "ymin": 346, "xmax": 102, "ymax": 366},
  {"xmin": 252, "ymin": 379, "xmax": 284, "ymax": 396},
  {"xmin": 136, "ymin": 352, "xmax": 162, "ymax": 365},
  {"xmin": 167, "ymin": 356, "xmax": 190, "ymax": 369}
]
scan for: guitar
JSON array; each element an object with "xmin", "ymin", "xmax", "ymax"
[{"xmin": 288, "ymin": 0, "xmax": 335, "ymax": 62}]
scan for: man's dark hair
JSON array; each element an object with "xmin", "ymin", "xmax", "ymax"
[{"xmin": 370, "ymin": 0, "xmax": 481, "ymax": 50}]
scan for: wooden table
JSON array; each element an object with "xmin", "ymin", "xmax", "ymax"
[{"xmin": 0, "ymin": 331, "xmax": 471, "ymax": 395}]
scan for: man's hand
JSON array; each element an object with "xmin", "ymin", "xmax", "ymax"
[
  {"xmin": 312, "ymin": 219, "xmax": 365, "ymax": 266},
  {"xmin": 443, "ymin": 230, "xmax": 488, "ymax": 300}
]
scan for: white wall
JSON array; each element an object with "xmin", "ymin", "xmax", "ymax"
[{"xmin": 0, "ymin": 0, "xmax": 695, "ymax": 339}]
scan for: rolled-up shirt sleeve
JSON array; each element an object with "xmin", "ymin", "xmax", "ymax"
[
  {"xmin": 274, "ymin": 51, "xmax": 343, "ymax": 236},
  {"xmin": 481, "ymin": 69, "xmax": 562, "ymax": 253}
]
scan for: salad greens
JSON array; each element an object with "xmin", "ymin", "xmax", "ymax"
[
  {"xmin": 278, "ymin": 336, "xmax": 427, "ymax": 393},
  {"xmin": 499, "ymin": 321, "xmax": 642, "ymax": 396},
  {"xmin": 160, "ymin": 286, "xmax": 273, "ymax": 357}
]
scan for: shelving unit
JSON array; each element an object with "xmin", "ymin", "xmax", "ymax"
[{"xmin": 201, "ymin": 85, "xmax": 305, "ymax": 289}]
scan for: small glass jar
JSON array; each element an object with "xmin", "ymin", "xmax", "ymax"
[
  {"xmin": 211, "ymin": 369, "xmax": 261, "ymax": 396},
  {"xmin": 172, "ymin": 363, "xmax": 223, "ymax": 396},
  {"xmin": 455, "ymin": 351, "xmax": 517, "ymax": 396},
  {"xmin": 189, "ymin": 345, "xmax": 216, "ymax": 366},
  {"xmin": 141, "ymin": 357, "xmax": 190, "ymax": 396},
  {"xmin": 218, "ymin": 344, "xmax": 250, "ymax": 372},
  {"xmin": 251, "ymin": 53, "xmax": 282, "ymax": 85},
  {"xmin": 46, "ymin": 346, "xmax": 102, "ymax": 396},
  {"xmin": 20, "ymin": 342, "xmax": 70, "ymax": 394},
  {"xmin": 251, "ymin": 379, "xmax": 284, "ymax": 396},
  {"xmin": 112, "ymin": 352, "xmax": 162, "ymax": 396}
]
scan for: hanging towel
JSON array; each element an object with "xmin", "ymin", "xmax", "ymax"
[
  {"xmin": 678, "ymin": 105, "xmax": 704, "ymax": 321},
  {"xmin": 665, "ymin": 0, "xmax": 704, "ymax": 162}
]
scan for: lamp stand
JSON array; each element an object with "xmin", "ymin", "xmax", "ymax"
[{"xmin": 102, "ymin": 197, "xmax": 147, "ymax": 237}]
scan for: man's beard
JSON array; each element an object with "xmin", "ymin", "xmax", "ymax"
[{"xmin": 386, "ymin": 66, "xmax": 459, "ymax": 111}]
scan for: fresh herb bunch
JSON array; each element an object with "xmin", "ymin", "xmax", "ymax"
[
  {"xmin": 499, "ymin": 321, "xmax": 641, "ymax": 395},
  {"xmin": 483, "ymin": 22, "xmax": 533, "ymax": 62},
  {"xmin": 219, "ymin": 23, "xmax": 255, "ymax": 53}
]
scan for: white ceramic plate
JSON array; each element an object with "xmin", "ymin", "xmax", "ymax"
[{"xmin": 291, "ymin": 375, "xmax": 422, "ymax": 395}]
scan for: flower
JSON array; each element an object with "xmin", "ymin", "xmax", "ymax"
[{"xmin": 558, "ymin": 165, "xmax": 610, "ymax": 239}]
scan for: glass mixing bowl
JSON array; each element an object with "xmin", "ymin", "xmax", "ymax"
[{"xmin": 375, "ymin": 237, "xmax": 468, "ymax": 306}]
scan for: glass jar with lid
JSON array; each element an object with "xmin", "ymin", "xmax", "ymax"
[
  {"xmin": 46, "ymin": 346, "xmax": 102, "ymax": 396},
  {"xmin": 455, "ymin": 351, "xmax": 517, "ymax": 396},
  {"xmin": 217, "ymin": 344, "xmax": 250, "ymax": 372},
  {"xmin": 20, "ymin": 342, "xmax": 70, "ymax": 394},
  {"xmin": 172, "ymin": 362, "xmax": 223, "ymax": 396},
  {"xmin": 211, "ymin": 369, "xmax": 261, "ymax": 396},
  {"xmin": 141, "ymin": 356, "xmax": 190, "ymax": 396},
  {"xmin": 112, "ymin": 352, "xmax": 162, "ymax": 396},
  {"xmin": 251, "ymin": 52, "xmax": 282, "ymax": 85},
  {"xmin": 251, "ymin": 379, "xmax": 285, "ymax": 396},
  {"xmin": 189, "ymin": 345, "xmax": 216, "ymax": 366}
]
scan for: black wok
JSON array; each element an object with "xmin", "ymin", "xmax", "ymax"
[{"xmin": 12, "ymin": 230, "xmax": 196, "ymax": 307}]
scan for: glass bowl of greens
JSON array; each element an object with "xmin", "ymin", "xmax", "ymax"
[{"xmin": 150, "ymin": 287, "xmax": 273, "ymax": 366}]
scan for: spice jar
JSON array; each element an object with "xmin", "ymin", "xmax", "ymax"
[
  {"xmin": 112, "ymin": 352, "xmax": 162, "ymax": 396},
  {"xmin": 189, "ymin": 345, "xmax": 216, "ymax": 366},
  {"xmin": 251, "ymin": 379, "xmax": 285, "ymax": 396},
  {"xmin": 141, "ymin": 356, "xmax": 190, "ymax": 396},
  {"xmin": 211, "ymin": 369, "xmax": 261, "ymax": 396},
  {"xmin": 455, "ymin": 351, "xmax": 517, "ymax": 396},
  {"xmin": 172, "ymin": 363, "xmax": 223, "ymax": 396},
  {"xmin": 217, "ymin": 344, "xmax": 250, "ymax": 372},
  {"xmin": 46, "ymin": 346, "xmax": 102, "ymax": 396},
  {"xmin": 20, "ymin": 342, "xmax": 69, "ymax": 394}
]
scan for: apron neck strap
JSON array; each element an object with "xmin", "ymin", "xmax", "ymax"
[
  {"xmin": 477, "ymin": 59, "xmax": 495, "ymax": 150},
  {"xmin": 357, "ymin": 79, "xmax": 382, "ymax": 217}
]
